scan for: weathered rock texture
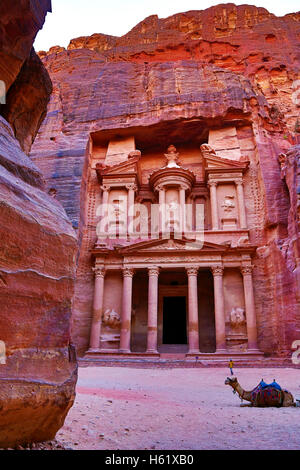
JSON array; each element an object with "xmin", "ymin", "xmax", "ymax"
[
  {"xmin": 31, "ymin": 4, "xmax": 300, "ymax": 357},
  {"xmin": 0, "ymin": 0, "xmax": 52, "ymax": 153},
  {"xmin": 0, "ymin": 0, "xmax": 78, "ymax": 449}
]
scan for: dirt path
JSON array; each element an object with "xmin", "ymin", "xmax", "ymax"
[{"xmin": 56, "ymin": 366, "xmax": 300, "ymax": 450}]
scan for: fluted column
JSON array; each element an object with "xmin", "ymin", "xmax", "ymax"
[
  {"xmin": 241, "ymin": 266, "xmax": 259, "ymax": 351},
  {"xmin": 236, "ymin": 179, "xmax": 247, "ymax": 229},
  {"xmin": 127, "ymin": 183, "xmax": 136, "ymax": 237},
  {"xmin": 158, "ymin": 185, "xmax": 166, "ymax": 234},
  {"xmin": 208, "ymin": 181, "xmax": 219, "ymax": 230},
  {"xmin": 119, "ymin": 267, "xmax": 135, "ymax": 353},
  {"xmin": 89, "ymin": 266, "xmax": 106, "ymax": 350},
  {"xmin": 147, "ymin": 266, "xmax": 160, "ymax": 353},
  {"xmin": 179, "ymin": 187, "xmax": 186, "ymax": 234},
  {"xmin": 186, "ymin": 267, "xmax": 200, "ymax": 354},
  {"xmin": 211, "ymin": 266, "xmax": 227, "ymax": 352}
]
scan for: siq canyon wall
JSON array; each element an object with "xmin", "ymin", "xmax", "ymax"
[
  {"xmin": 0, "ymin": 1, "xmax": 78, "ymax": 448},
  {"xmin": 30, "ymin": 4, "xmax": 300, "ymax": 357}
]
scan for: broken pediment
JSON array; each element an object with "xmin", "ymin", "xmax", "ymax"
[
  {"xmin": 118, "ymin": 236, "xmax": 231, "ymax": 254},
  {"xmin": 96, "ymin": 155, "xmax": 142, "ymax": 184}
]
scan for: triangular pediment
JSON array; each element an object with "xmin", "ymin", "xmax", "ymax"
[
  {"xmin": 204, "ymin": 154, "xmax": 248, "ymax": 170},
  {"xmin": 119, "ymin": 236, "xmax": 229, "ymax": 254},
  {"xmin": 99, "ymin": 157, "xmax": 139, "ymax": 176}
]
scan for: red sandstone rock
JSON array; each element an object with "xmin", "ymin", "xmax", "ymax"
[
  {"xmin": 0, "ymin": 115, "xmax": 78, "ymax": 448},
  {"xmin": 30, "ymin": 4, "xmax": 300, "ymax": 356},
  {"xmin": 0, "ymin": 1, "xmax": 78, "ymax": 448},
  {"xmin": 0, "ymin": 1, "xmax": 52, "ymax": 153},
  {"xmin": 3, "ymin": 48, "xmax": 52, "ymax": 154},
  {"xmin": 0, "ymin": 0, "xmax": 51, "ymax": 93}
]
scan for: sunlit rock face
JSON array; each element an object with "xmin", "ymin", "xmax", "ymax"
[
  {"xmin": 31, "ymin": 4, "xmax": 300, "ymax": 358},
  {"xmin": 0, "ymin": 0, "xmax": 52, "ymax": 154},
  {"xmin": 0, "ymin": 0, "xmax": 78, "ymax": 449}
]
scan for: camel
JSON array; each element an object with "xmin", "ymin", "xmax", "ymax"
[{"xmin": 225, "ymin": 376, "xmax": 296, "ymax": 407}]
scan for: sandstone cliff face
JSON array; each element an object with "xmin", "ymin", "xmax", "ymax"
[
  {"xmin": 0, "ymin": 1, "xmax": 78, "ymax": 448},
  {"xmin": 31, "ymin": 4, "xmax": 300, "ymax": 357},
  {"xmin": 0, "ymin": 0, "xmax": 52, "ymax": 153}
]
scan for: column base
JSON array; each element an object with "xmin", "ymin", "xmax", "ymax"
[
  {"xmin": 247, "ymin": 348, "xmax": 263, "ymax": 354},
  {"xmin": 87, "ymin": 347, "xmax": 101, "ymax": 353},
  {"xmin": 146, "ymin": 349, "xmax": 159, "ymax": 355},
  {"xmin": 186, "ymin": 350, "xmax": 201, "ymax": 356},
  {"xmin": 215, "ymin": 348, "xmax": 228, "ymax": 354},
  {"xmin": 119, "ymin": 349, "xmax": 131, "ymax": 354}
]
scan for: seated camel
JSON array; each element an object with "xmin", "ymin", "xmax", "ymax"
[{"xmin": 225, "ymin": 376, "xmax": 296, "ymax": 407}]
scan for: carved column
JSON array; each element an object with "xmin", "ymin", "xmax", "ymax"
[
  {"xmin": 158, "ymin": 185, "xmax": 166, "ymax": 234},
  {"xmin": 179, "ymin": 187, "xmax": 186, "ymax": 234},
  {"xmin": 89, "ymin": 266, "xmax": 106, "ymax": 350},
  {"xmin": 119, "ymin": 267, "xmax": 135, "ymax": 353},
  {"xmin": 147, "ymin": 266, "xmax": 160, "ymax": 353},
  {"xmin": 208, "ymin": 181, "xmax": 219, "ymax": 230},
  {"xmin": 99, "ymin": 185, "xmax": 110, "ymax": 235},
  {"xmin": 236, "ymin": 179, "xmax": 247, "ymax": 229},
  {"xmin": 126, "ymin": 184, "xmax": 136, "ymax": 237},
  {"xmin": 186, "ymin": 267, "xmax": 200, "ymax": 354},
  {"xmin": 211, "ymin": 266, "xmax": 227, "ymax": 352},
  {"xmin": 241, "ymin": 266, "xmax": 259, "ymax": 351}
]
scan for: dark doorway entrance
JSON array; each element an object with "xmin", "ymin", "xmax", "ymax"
[{"xmin": 163, "ymin": 296, "xmax": 187, "ymax": 344}]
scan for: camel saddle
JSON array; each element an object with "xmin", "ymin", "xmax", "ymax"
[{"xmin": 250, "ymin": 380, "xmax": 285, "ymax": 407}]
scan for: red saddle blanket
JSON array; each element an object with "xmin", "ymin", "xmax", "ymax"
[{"xmin": 250, "ymin": 386, "xmax": 284, "ymax": 406}]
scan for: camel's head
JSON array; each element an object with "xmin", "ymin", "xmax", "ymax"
[{"xmin": 225, "ymin": 376, "xmax": 238, "ymax": 387}]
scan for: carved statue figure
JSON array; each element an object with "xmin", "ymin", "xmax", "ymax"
[
  {"xmin": 230, "ymin": 307, "xmax": 246, "ymax": 327},
  {"xmin": 222, "ymin": 195, "xmax": 235, "ymax": 212},
  {"xmin": 200, "ymin": 143, "xmax": 217, "ymax": 158},
  {"xmin": 102, "ymin": 309, "xmax": 121, "ymax": 329},
  {"xmin": 164, "ymin": 145, "xmax": 180, "ymax": 168}
]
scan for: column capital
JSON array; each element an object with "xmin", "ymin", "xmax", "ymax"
[
  {"xmin": 208, "ymin": 181, "xmax": 218, "ymax": 188},
  {"xmin": 156, "ymin": 184, "xmax": 166, "ymax": 192},
  {"xmin": 235, "ymin": 178, "xmax": 244, "ymax": 186},
  {"xmin": 148, "ymin": 266, "xmax": 160, "ymax": 277},
  {"xmin": 211, "ymin": 265, "xmax": 224, "ymax": 276},
  {"xmin": 186, "ymin": 266, "xmax": 199, "ymax": 276},
  {"xmin": 93, "ymin": 266, "xmax": 106, "ymax": 278},
  {"xmin": 123, "ymin": 267, "xmax": 135, "ymax": 278},
  {"xmin": 126, "ymin": 183, "xmax": 137, "ymax": 191},
  {"xmin": 241, "ymin": 265, "xmax": 253, "ymax": 275},
  {"xmin": 100, "ymin": 184, "xmax": 110, "ymax": 192}
]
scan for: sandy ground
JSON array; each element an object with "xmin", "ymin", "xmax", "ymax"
[{"xmin": 56, "ymin": 366, "xmax": 300, "ymax": 450}]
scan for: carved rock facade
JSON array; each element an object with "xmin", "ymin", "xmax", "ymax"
[{"xmin": 31, "ymin": 4, "xmax": 300, "ymax": 359}]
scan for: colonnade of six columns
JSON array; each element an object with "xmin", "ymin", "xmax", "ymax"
[{"xmin": 89, "ymin": 264, "xmax": 259, "ymax": 354}]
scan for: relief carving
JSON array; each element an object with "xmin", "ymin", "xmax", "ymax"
[
  {"xmin": 230, "ymin": 307, "xmax": 246, "ymax": 327},
  {"xmin": 221, "ymin": 195, "xmax": 235, "ymax": 213},
  {"xmin": 102, "ymin": 309, "xmax": 121, "ymax": 329},
  {"xmin": 200, "ymin": 144, "xmax": 217, "ymax": 158}
]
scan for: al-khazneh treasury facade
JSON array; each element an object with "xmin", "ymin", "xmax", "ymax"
[{"xmin": 81, "ymin": 129, "xmax": 265, "ymax": 361}]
